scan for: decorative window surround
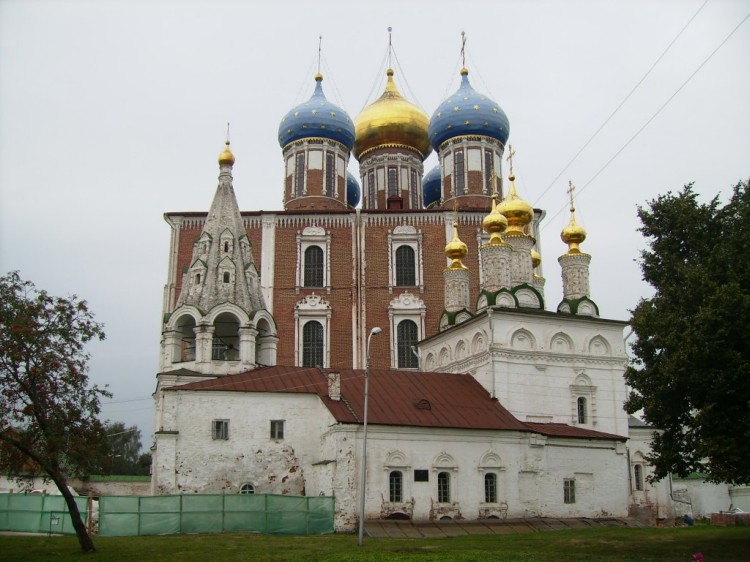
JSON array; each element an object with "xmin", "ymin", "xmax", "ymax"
[
  {"xmin": 296, "ymin": 226, "xmax": 331, "ymax": 294},
  {"xmin": 294, "ymin": 294, "xmax": 332, "ymax": 368},
  {"xmin": 388, "ymin": 225, "xmax": 424, "ymax": 293}
]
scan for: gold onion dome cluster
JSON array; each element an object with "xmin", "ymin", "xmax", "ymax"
[
  {"xmin": 353, "ymin": 68, "xmax": 432, "ymax": 160},
  {"xmin": 561, "ymin": 209, "xmax": 587, "ymax": 254},
  {"xmin": 497, "ymin": 174, "xmax": 533, "ymax": 235},
  {"xmin": 445, "ymin": 221, "xmax": 468, "ymax": 270},
  {"xmin": 218, "ymin": 141, "xmax": 235, "ymax": 166}
]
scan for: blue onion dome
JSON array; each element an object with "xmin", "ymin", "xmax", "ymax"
[
  {"xmin": 278, "ymin": 73, "xmax": 355, "ymax": 151},
  {"xmin": 428, "ymin": 68, "xmax": 510, "ymax": 151},
  {"xmin": 346, "ymin": 170, "xmax": 361, "ymax": 207},
  {"xmin": 422, "ymin": 165, "xmax": 442, "ymax": 208}
]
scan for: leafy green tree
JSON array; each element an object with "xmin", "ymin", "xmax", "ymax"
[
  {"xmin": 0, "ymin": 272, "xmax": 110, "ymax": 553},
  {"xmin": 625, "ymin": 180, "xmax": 750, "ymax": 484},
  {"xmin": 105, "ymin": 422, "xmax": 147, "ymax": 475}
]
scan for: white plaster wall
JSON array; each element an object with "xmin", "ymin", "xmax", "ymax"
[
  {"xmin": 671, "ymin": 478, "xmax": 731, "ymax": 517},
  {"xmin": 153, "ymin": 391, "xmax": 336, "ymax": 496},
  {"xmin": 420, "ymin": 312, "xmax": 630, "ymax": 437}
]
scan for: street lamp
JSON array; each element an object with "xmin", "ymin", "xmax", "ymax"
[{"xmin": 358, "ymin": 326, "xmax": 381, "ymax": 546}]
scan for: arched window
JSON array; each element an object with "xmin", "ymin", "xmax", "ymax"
[
  {"xmin": 484, "ymin": 473, "xmax": 497, "ymax": 503},
  {"xmin": 389, "ymin": 470, "xmax": 403, "ymax": 503},
  {"xmin": 437, "ymin": 471, "xmax": 450, "ymax": 503},
  {"xmin": 302, "ymin": 321, "xmax": 324, "ymax": 367},
  {"xmin": 454, "ymin": 149, "xmax": 465, "ymax": 195},
  {"xmin": 397, "ymin": 320, "xmax": 418, "ymax": 369},
  {"xmin": 240, "ymin": 483, "xmax": 255, "ymax": 494},
  {"xmin": 634, "ymin": 464, "xmax": 644, "ymax": 491},
  {"xmin": 304, "ymin": 246, "xmax": 324, "ymax": 287},
  {"xmin": 577, "ymin": 396, "xmax": 587, "ymax": 424},
  {"xmin": 395, "ymin": 245, "xmax": 416, "ymax": 286}
]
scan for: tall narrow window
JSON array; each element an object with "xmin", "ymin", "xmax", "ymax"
[
  {"xmin": 577, "ymin": 397, "xmax": 587, "ymax": 424},
  {"xmin": 634, "ymin": 464, "xmax": 644, "ymax": 491},
  {"xmin": 368, "ymin": 170, "xmax": 376, "ymax": 208},
  {"xmin": 325, "ymin": 152, "xmax": 335, "ymax": 197},
  {"xmin": 270, "ymin": 420, "xmax": 285, "ymax": 440},
  {"xmin": 410, "ymin": 170, "xmax": 419, "ymax": 208},
  {"xmin": 302, "ymin": 321, "xmax": 324, "ymax": 367},
  {"xmin": 395, "ymin": 245, "xmax": 416, "ymax": 286},
  {"xmin": 564, "ymin": 479, "xmax": 576, "ymax": 503},
  {"xmin": 397, "ymin": 320, "xmax": 418, "ymax": 369},
  {"xmin": 389, "ymin": 470, "xmax": 403, "ymax": 502},
  {"xmin": 304, "ymin": 246, "xmax": 324, "ymax": 287},
  {"xmin": 294, "ymin": 153, "xmax": 305, "ymax": 197},
  {"xmin": 223, "ymin": 272, "xmax": 230, "ymax": 283},
  {"xmin": 484, "ymin": 473, "xmax": 497, "ymax": 503},
  {"xmin": 454, "ymin": 149, "xmax": 465, "ymax": 195},
  {"xmin": 387, "ymin": 166, "xmax": 398, "ymax": 196},
  {"xmin": 212, "ymin": 338, "xmax": 228, "ymax": 360},
  {"xmin": 484, "ymin": 149, "xmax": 494, "ymax": 194},
  {"xmin": 437, "ymin": 471, "xmax": 450, "ymax": 503}
]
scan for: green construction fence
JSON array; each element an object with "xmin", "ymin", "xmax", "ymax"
[
  {"xmin": 0, "ymin": 493, "xmax": 89, "ymax": 535},
  {"xmin": 98, "ymin": 494, "xmax": 334, "ymax": 536}
]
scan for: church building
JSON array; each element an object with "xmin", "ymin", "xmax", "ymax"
[{"xmin": 151, "ymin": 58, "xmax": 678, "ymax": 530}]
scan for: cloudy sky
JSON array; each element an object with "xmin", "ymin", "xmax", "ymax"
[{"xmin": 1, "ymin": 0, "xmax": 748, "ymax": 444}]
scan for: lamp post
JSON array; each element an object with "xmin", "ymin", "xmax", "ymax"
[{"xmin": 358, "ymin": 326, "xmax": 381, "ymax": 547}]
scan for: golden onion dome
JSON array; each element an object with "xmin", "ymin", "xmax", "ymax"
[
  {"xmin": 445, "ymin": 220, "xmax": 468, "ymax": 270},
  {"xmin": 218, "ymin": 140, "xmax": 235, "ymax": 167},
  {"xmin": 482, "ymin": 194, "xmax": 508, "ymax": 245},
  {"xmin": 561, "ymin": 210, "xmax": 587, "ymax": 254},
  {"xmin": 530, "ymin": 248, "xmax": 542, "ymax": 269},
  {"xmin": 497, "ymin": 174, "xmax": 533, "ymax": 235},
  {"xmin": 353, "ymin": 68, "xmax": 432, "ymax": 160}
]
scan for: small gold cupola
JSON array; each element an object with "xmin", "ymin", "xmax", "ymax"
[
  {"xmin": 218, "ymin": 140, "xmax": 235, "ymax": 167},
  {"xmin": 561, "ymin": 180, "xmax": 587, "ymax": 254},
  {"xmin": 497, "ymin": 146, "xmax": 533, "ymax": 235},
  {"xmin": 482, "ymin": 186, "xmax": 509, "ymax": 245},
  {"xmin": 445, "ymin": 219, "xmax": 468, "ymax": 270}
]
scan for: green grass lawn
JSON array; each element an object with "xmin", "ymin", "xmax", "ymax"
[{"xmin": 1, "ymin": 526, "xmax": 748, "ymax": 561}]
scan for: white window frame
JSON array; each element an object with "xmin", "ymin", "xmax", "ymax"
[
  {"xmin": 388, "ymin": 293, "xmax": 426, "ymax": 369},
  {"xmin": 387, "ymin": 226, "xmax": 424, "ymax": 293},
  {"xmin": 296, "ymin": 226, "xmax": 331, "ymax": 293},
  {"xmin": 270, "ymin": 419, "xmax": 285, "ymax": 440},
  {"xmin": 294, "ymin": 294, "xmax": 332, "ymax": 368}
]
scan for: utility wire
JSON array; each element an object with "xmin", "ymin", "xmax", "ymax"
[
  {"xmin": 533, "ymin": 0, "xmax": 710, "ymax": 208},
  {"xmin": 541, "ymin": 9, "xmax": 750, "ymax": 230}
]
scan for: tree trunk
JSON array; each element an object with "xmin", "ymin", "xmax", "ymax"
[{"xmin": 49, "ymin": 470, "xmax": 96, "ymax": 553}]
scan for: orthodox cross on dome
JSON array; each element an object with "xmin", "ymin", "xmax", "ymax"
[
  {"xmin": 317, "ymin": 35, "xmax": 322, "ymax": 74},
  {"xmin": 387, "ymin": 26, "xmax": 393, "ymax": 68},
  {"xmin": 489, "ymin": 166, "xmax": 499, "ymax": 200},
  {"xmin": 506, "ymin": 144, "xmax": 516, "ymax": 177},
  {"xmin": 225, "ymin": 122, "xmax": 230, "ymax": 144},
  {"xmin": 461, "ymin": 31, "xmax": 467, "ymax": 68},
  {"xmin": 567, "ymin": 180, "xmax": 576, "ymax": 212}
]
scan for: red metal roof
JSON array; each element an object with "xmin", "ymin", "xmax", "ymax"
[{"xmin": 170, "ymin": 365, "xmax": 625, "ymax": 439}]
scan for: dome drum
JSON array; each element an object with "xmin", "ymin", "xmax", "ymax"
[
  {"xmin": 359, "ymin": 148, "xmax": 425, "ymax": 211},
  {"xmin": 282, "ymin": 139, "xmax": 351, "ymax": 211}
]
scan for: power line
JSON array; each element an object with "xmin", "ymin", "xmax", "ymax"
[
  {"xmin": 533, "ymin": 0, "xmax": 710, "ymax": 208},
  {"xmin": 541, "ymin": 9, "xmax": 750, "ymax": 230}
]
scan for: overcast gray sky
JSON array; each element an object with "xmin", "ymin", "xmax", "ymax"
[{"xmin": 1, "ymin": 0, "xmax": 748, "ymax": 445}]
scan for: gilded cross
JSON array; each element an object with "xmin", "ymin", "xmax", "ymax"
[
  {"xmin": 506, "ymin": 144, "xmax": 516, "ymax": 176},
  {"xmin": 461, "ymin": 31, "xmax": 466, "ymax": 68},
  {"xmin": 567, "ymin": 180, "xmax": 576, "ymax": 212}
]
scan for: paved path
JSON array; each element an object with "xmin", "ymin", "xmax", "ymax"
[{"xmin": 364, "ymin": 517, "xmax": 646, "ymax": 539}]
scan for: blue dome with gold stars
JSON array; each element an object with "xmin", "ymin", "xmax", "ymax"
[
  {"xmin": 278, "ymin": 74, "xmax": 355, "ymax": 151},
  {"xmin": 346, "ymin": 171, "xmax": 361, "ymax": 208},
  {"xmin": 422, "ymin": 165, "xmax": 442, "ymax": 208},
  {"xmin": 428, "ymin": 68, "xmax": 510, "ymax": 151}
]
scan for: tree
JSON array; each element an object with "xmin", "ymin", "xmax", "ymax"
[
  {"xmin": 105, "ymin": 422, "xmax": 148, "ymax": 475},
  {"xmin": 0, "ymin": 272, "xmax": 110, "ymax": 553},
  {"xmin": 625, "ymin": 180, "xmax": 750, "ymax": 485}
]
